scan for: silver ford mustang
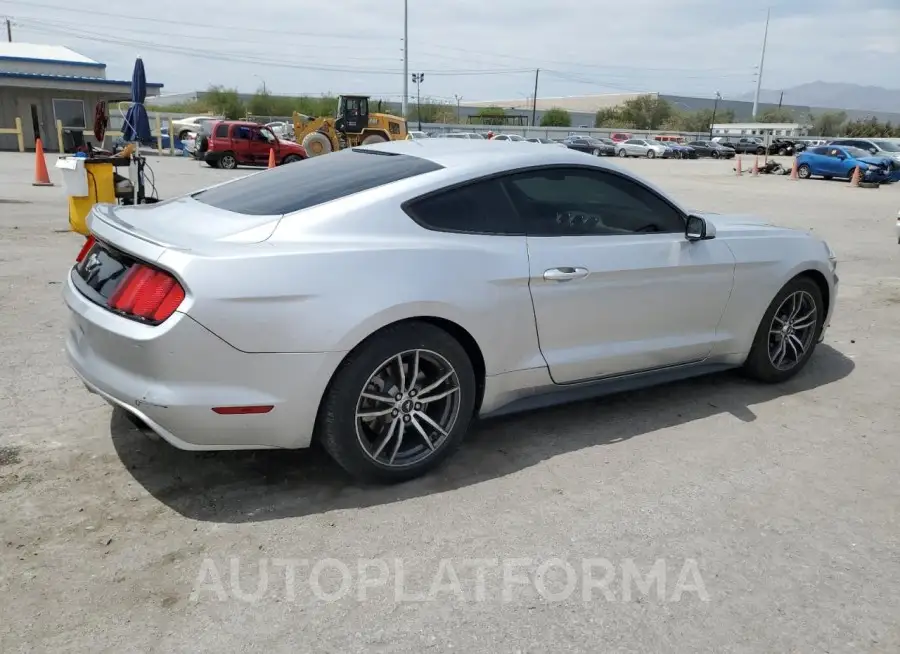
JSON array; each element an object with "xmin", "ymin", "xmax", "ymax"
[{"xmin": 64, "ymin": 140, "xmax": 839, "ymax": 483}]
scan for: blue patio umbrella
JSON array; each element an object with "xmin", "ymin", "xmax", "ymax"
[{"xmin": 121, "ymin": 57, "xmax": 152, "ymax": 144}]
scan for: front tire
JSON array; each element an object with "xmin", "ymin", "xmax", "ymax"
[
  {"xmin": 361, "ymin": 134, "xmax": 388, "ymax": 146},
  {"xmin": 711, "ymin": 151, "xmax": 719, "ymax": 159},
  {"xmin": 317, "ymin": 322, "xmax": 477, "ymax": 483},
  {"xmin": 743, "ymin": 276, "xmax": 824, "ymax": 383},
  {"xmin": 282, "ymin": 154, "xmax": 302, "ymax": 164},
  {"xmin": 617, "ymin": 149, "xmax": 627, "ymax": 158},
  {"xmin": 646, "ymin": 150, "xmax": 656, "ymax": 159}
]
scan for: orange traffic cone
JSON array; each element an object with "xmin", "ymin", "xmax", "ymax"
[
  {"xmin": 735, "ymin": 155, "xmax": 743, "ymax": 176},
  {"xmin": 32, "ymin": 139, "xmax": 53, "ymax": 187},
  {"xmin": 789, "ymin": 157, "xmax": 799, "ymax": 180},
  {"xmin": 752, "ymin": 154, "xmax": 759, "ymax": 176},
  {"xmin": 268, "ymin": 148, "xmax": 276, "ymax": 169},
  {"xmin": 849, "ymin": 166, "xmax": 861, "ymax": 187}
]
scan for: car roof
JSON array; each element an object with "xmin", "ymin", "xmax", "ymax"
[{"xmin": 356, "ymin": 138, "xmax": 639, "ymax": 178}]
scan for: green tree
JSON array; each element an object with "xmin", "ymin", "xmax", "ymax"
[
  {"xmin": 540, "ymin": 107, "xmax": 571, "ymax": 127},
  {"xmin": 204, "ymin": 85, "xmax": 245, "ymax": 119},
  {"xmin": 594, "ymin": 107, "xmax": 624, "ymax": 128},
  {"xmin": 247, "ymin": 88, "xmax": 275, "ymax": 117},
  {"xmin": 809, "ymin": 110, "xmax": 847, "ymax": 136},
  {"xmin": 619, "ymin": 95, "xmax": 673, "ymax": 130}
]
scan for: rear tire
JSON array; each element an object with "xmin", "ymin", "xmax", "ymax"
[
  {"xmin": 219, "ymin": 153, "xmax": 237, "ymax": 170},
  {"xmin": 711, "ymin": 151, "xmax": 719, "ymax": 159},
  {"xmin": 317, "ymin": 322, "xmax": 477, "ymax": 483},
  {"xmin": 742, "ymin": 276, "xmax": 824, "ymax": 383},
  {"xmin": 302, "ymin": 132, "xmax": 333, "ymax": 157},
  {"xmin": 361, "ymin": 134, "xmax": 388, "ymax": 146},
  {"xmin": 617, "ymin": 149, "xmax": 627, "ymax": 158},
  {"xmin": 797, "ymin": 163, "xmax": 811, "ymax": 179}
]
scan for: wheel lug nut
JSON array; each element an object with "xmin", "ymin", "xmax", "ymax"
[
  {"xmin": 395, "ymin": 394, "xmax": 402, "ymax": 401},
  {"xmin": 414, "ymin": 403, "xmax": 422, "ymax": 410},
  {"xmin": 403, "ymin": 415, "xmax": 410, "ymax": 423},
  {"xmin": 409, "ymin": 390, "xmax": 417, "ymax": 397},
  {"xmin": 391, "ymin": 409, "xmax": 398, "ymax": 417}
]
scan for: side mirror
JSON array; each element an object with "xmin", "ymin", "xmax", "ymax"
[
  {"xmin": 686, "ymin": 215, "xmax": 715, "ymax": 241},
  {"xmin": 870, "ymin": 148, "xmax": 878, "ymax": 154}
]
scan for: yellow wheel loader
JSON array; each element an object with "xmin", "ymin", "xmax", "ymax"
[{"xmin": 292, "ymin": 95, "xmax": 408, "ymax": 157}]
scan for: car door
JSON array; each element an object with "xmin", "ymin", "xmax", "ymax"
[
  {"xmin": 504, "ymin": 166, "xmax": 736, "ymax": 383},
  {"xmin": 230, "ymin": 125, "xmax": 253, "ymax": 164},
  {"xmin": 622, "ymin": 139, "xmax": 641, "ymax": 155},
  {"xmin": 820, "ymin": 147, "xmax": 846, "ymax": 176}
]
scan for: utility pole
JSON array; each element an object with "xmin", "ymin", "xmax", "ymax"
[
  {"xmin": 401, "ymin": 0, "xmax": 408, "ymax": 118},
  {"xmin": 777, "ymin": 90, "xmax": 784, "ymax": 109},
  {"xmin": 531, "ymin": 68, "xmax": 540, "ymax": 127},
  {"xmin": 5, "ymin": 18, "xmax": 11, "ymax": 42},
  {"xmin": 412, "ymin": 72, "xmax": 424, "ymax": 131},
  {"xmin": 752, "ymin": 7, "xmax": 770, "ymax": 119},
  {"xmin": 709, "ymin": 91, "xmax": 721, "ymax": 140},
  {"xmin": 454, "ymin": 94, "xmax": 462, "ymax": 123}
]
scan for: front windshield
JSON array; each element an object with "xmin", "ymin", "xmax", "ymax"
[
  {"xmin": 843, "ymin": 146, "xmax": 870, "ymax": 158},
  {"xmin": 872, "ymin": 140, "xmax": 900, "ymax": 152}
]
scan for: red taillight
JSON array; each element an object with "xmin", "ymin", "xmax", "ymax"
[
  {"xmin": 107, "ymin": 264, "xmax": 185, "ymax": 323},
  {"xmin": 76, "ymin": 235, "xmax": 96, "ymax": 263}
]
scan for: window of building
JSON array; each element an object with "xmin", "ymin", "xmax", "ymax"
[{"xmin": 52, "ymin": 99, "xmax": 86, "ymax": 129}]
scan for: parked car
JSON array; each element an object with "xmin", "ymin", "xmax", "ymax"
[
  {"xmin": 490, "ymin": 134, "xmax": 527, "ymax": 142},
  {"xmin": 713, "ymin": 137, "xmax": 767, "ymax": 155},
  {"xmin": 616, "ymin": 139, "xmax": 672, "ymax": 158},
  {"xmin": 440, "ymin": 132, "xmax": 485, "ymax": 140},
  {"xmin": 204, "ymin": 120, "xmax": 307, "ymax": 169},
  {"xmin": 265, "ymin": 121, "xmax": 295, "ymax": 140},
  {"xmin": 563, "ymin": 136, "xmax": 616, "ymax": 156},
  {"xmin": 407, "ymin": 131, "xmax": 430, "ymax": 140},
  {"xmin": 525, "ymin": 137, "xmax": 569, "ymax": 148},
  {"xmin": 663, "ymin": 142, "xmax": 697, "ymax": 159},
  {"xmin": 610, "ymin": 132, "xmax": 632, "ymax": 143},
  {"xmin": 795, "ymin": 145, "xmax": 894, "ymax": 183},
  {"xmin": 767, "ymin": 139, "xmax": 797, "ymax": 156},
  {"xmin": 171, "ymin": 115, "xmax": 223, "ymax": 141},
  {"xmin": 828, "ymin": 138, "xmax": 900, "ymax": 181},
  {"xmin": 64, "ymin": 139, "xmax": 838, "ymax": 483},
  {"xmin": 686, "ymin": 140, "xmax": 736, "ymax": 159}
]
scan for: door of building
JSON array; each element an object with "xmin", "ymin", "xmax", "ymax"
[{"xmin": 17, "ymin": 98, "xmax": 46, "ymax": 150}]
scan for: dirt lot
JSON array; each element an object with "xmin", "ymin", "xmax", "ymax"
[{"xmin": 1, "ymin": 152, "xmax": 898, "ymax": 653}]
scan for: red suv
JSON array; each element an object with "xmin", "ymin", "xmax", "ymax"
[{"xmin": 205, "ymin": 120, "xmax": 307, "ymax": 169}]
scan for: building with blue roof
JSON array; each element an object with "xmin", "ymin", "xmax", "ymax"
[{"xmin": 0, "ymin": 42, "xmax": 164, "ymax": 152}]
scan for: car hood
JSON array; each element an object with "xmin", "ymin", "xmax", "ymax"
[
  {"xmin": 858, "ymin": 156, "xmax": 891, "ymax": 167},
  {"xmin": 691, "ymin": 211, "xmax": 795, "ymax": 235}
]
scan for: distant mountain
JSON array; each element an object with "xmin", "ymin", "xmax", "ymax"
[{"xmin": 735, "ymin": 82, "xmax": 900, "ymax": 113}]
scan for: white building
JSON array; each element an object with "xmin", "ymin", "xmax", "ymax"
[
  {"xmin": 0, "ymin": 42, "xmax": 164, "ymax": 152},
  {"xmin": 710, "ymin": 122, "xmax": 809, "ymax": 138}
]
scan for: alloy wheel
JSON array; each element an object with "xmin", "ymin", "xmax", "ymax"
[
  {"xmin": 767, "ymin": 290, "xmax": 818, "ymax": 371},
  {"xmin": 355, "ymin": 349, "xmax": 461, "ymax": 468}
]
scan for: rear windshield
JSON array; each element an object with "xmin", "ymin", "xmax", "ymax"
[{"xmin": 192, "ymin": 149, "xmax": 444, "ymax": 215}]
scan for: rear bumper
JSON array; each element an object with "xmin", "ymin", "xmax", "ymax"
[
  {"xmin": 203, "ymin": 151, "xmax": 224, "ymax": 165},
  {"xmin": 63, "ymin": 272, "xmax": 345, "ymax": 450}
]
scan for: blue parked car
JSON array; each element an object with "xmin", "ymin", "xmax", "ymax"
[
  {"xmin": 662, "ymin": 141, "xmax": 697, "ymax": 159},
  {"xmin": 796, "ymin": 145, "xmax": 894, "ymax": 183}
]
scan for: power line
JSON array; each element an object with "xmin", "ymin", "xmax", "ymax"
[{"xmin": 16, "ymin": 20, "xmax": 533, "ymax": 76}]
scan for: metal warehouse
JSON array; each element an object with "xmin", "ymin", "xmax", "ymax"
[{"xmin": 0, "ymin": 42, "xmax": 163, "ymax": 153}]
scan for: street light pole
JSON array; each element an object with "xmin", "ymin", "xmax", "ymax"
[
  {"xmin": 709, "ymin": 91, "xmax": 721, "ymax": 140},
  {"xmin": 402, "ymin": 0, "xmax": 409, "ymax": 118},
  {"xmin": 412, "ymin": 73, "xmax": 424, "ymax": 131},
  {"xmin": 454, "ymin": 94, "xmax": 462, "ymax": 123},
  {"xmin": 752, "ymin": 7, "xmax": 770, "ymax": 119}
]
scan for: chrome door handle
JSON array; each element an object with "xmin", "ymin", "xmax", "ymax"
[{"xmin": 543, "ymin": 267, "xmax": 589, "ymax": 282}]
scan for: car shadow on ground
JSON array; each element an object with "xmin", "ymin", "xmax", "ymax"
[{"xmin": 112, "ymin": 344, "xmax": 854, "ymax": 523}]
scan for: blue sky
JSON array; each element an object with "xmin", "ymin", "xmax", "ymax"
[{"xmin": 3, "ymin": 0, "xmax": 899, "ymax": 103}]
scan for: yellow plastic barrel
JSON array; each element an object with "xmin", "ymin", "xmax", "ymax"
[{"xmin": 69, "ymin": 160, "xmax": 115, "ymax": 236}]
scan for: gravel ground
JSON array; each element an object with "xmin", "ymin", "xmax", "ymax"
[{"xmin": 1, "ymin": 152, "xmax": 898, "ymax": 653}]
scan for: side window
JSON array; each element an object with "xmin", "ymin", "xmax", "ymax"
[
  {"xmin": 233, "ymin": 125, "xmax": 252, "ymax": 140},
  {"xmin": 214, "ymin": 123, "xmax": 228, "ymax": 138},
  {"xmin": 404, "ymin": 179, "xmax": 522, "ymax": 235},
  {"xmin": 810, "ymin": 147, "xmax": 828, "ymax": 155},
  {"xmin": 503, "ymin": 168, "xmax": 685, "ymax": 237}
]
